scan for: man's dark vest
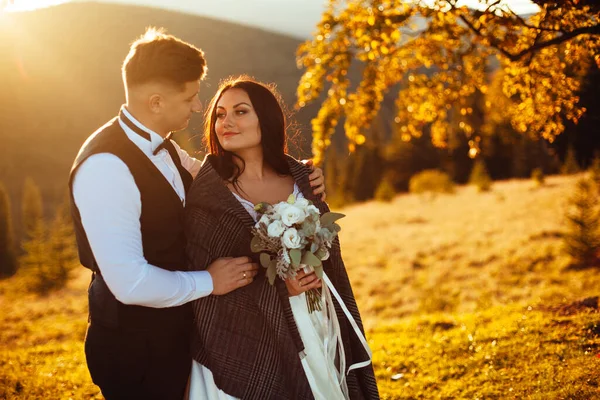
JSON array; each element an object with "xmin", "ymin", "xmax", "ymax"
[{"xmin": 68, "ymin": 117, "xmax": 193, "ymax": 331}]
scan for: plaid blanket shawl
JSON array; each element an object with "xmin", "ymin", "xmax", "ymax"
[{"xmin": 185, "ymin": 154, "xmax": 379, "ymax": 400}]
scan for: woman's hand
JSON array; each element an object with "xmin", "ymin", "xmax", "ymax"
[{"xmin": 285, "ymin": 269, "xmax": 322, "ymax": 297}]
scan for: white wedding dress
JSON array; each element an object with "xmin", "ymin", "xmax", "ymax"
[{"xmin": 188, "ymin": 184, "xmax": 349, "ymax": 400}]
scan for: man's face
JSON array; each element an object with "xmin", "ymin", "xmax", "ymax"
[{"xmin": 159, "ymin": 80, "xmax": 202, "ymax": 133}]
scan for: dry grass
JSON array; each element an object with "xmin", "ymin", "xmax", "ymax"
[
  {"xmin": 2, "ymin": 173, "xmax": 600, "ymax": 398},
  {"xmin": 338, "ymin": 174, "xmax": 599, "ymax": 326},
  {"xmin": 0, "ymin": 269, "xmax": 101, "ymax": 398}
]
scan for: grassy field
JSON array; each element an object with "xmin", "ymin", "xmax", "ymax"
[{"xmin": 2, "ymin": 174, "xmax": 599, "ymax": 399}]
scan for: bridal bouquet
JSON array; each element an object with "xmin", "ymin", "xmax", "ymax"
[{"xmin": 250, "ymin": 194, "xmax": 345, "ymax": 312}]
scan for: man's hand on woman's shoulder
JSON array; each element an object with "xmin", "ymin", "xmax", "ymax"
[{"xmin": 207, "ymin": 257, "xmax": 259, "ymax": 295}]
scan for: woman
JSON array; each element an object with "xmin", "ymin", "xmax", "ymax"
[{"xmin": 185, "ymin": 76, "xmax": 379, "ymax": 400}]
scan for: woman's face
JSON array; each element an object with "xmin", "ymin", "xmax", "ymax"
[{"xmin": 214, "ymin": 88, "xmax": 261, "ymax": 153}]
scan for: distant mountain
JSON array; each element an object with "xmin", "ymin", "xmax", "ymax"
[{"xmin": 0, "ymin": 2, "xmax": 321, "ymax": 235}]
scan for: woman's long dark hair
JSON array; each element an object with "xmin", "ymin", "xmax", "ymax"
[{"xmin": 205, "ymin": 76, "xmax": 291, "ymax": 188}]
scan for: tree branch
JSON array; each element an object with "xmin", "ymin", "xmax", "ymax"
[
  {"xmin": 459, "ymin": 14, "xmax": 600, "ymax": 61},
  {"xmin": 510, "ymin": 24, "xmax": 600, "ymax": 61},
  {"xmin": 505, "ymin": 6, "xmax": 564, "ymax": 33}
]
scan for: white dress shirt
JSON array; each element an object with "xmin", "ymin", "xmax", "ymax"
[{"xmin": 72, "ymin": 107, "xmax": 212, "ymax": 308}]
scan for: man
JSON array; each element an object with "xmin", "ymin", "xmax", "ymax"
[{"xmin": 69, "ymin": 28, "xmax": 325, "ymax": 399}]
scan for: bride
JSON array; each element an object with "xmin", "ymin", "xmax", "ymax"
[{"xmin": 184, "ymin": 76, "xmax": 379, "ymax": 400}]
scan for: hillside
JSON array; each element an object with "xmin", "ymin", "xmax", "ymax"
[
  {"xmin": 341, "ymin": 174, "xmax": 598, "ymax": 325},
  {"xmin": 0, "ymin": 2, "xmax": 320, "ymax": 236},
  {"xmin": 1, "ymin": 174, "xmax": 599, "ymax": 398}
]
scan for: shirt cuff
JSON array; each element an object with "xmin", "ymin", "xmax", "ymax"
[{"xmin": 191, "ymin": 270, "xmax": 214, "ymax": 298}]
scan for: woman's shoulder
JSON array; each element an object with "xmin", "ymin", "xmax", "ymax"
[
  {"xmin": 187, "ymin": 155, "xmax": 226, "ymax": 207},
  {"xmin": 284, "ymin": 155, "xmax": 330, "ymax": 214},
  {"xmin": 196, "ymin": 154, "xmax": 218, "ymax": 178},
  {"xmin": 284, "ymin": 154, "xmax": 311, "ymax": 178}
]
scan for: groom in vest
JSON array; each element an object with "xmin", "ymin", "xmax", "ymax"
[{"xmin": 69, "ymin": 28, "xmax": 325, "ymax": 399}]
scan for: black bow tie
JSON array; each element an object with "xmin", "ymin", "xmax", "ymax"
[
  {"xmin": 152, "ymin": 134, "xmax": 173, "ymax": 156},
  {"xmin": 118, "ymin": 109, "xmax": 172, "ymax": 155}
]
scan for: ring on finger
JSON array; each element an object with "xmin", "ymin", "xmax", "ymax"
[{"xmin": 243, "ymin": 271, "xmax": 247, "ymax": 279}]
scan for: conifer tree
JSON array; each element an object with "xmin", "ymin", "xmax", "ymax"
[
  {"xmin": 46, "ymin": 209, "xmax": 78, "ymax": 287},
  {"xmin": 589, "ymin": 153, "xmax": 600, "ymax": 192},
  {"xmin": 22, "ymin": 177, "xmax": 43, "ymax": 239},
  {"xmin": 561, "ymin": 145, "xmax": 581, "ymax": 175},
  {"xmin": 0, "ymin": 183, "xmax": 17, "ymax": 277},
  {"xmin": 564, "ymin": 178, "xmax": 600, "ymax": 268},
  {"xmin": 374, "ymin": 175, "xmax": 396, "ymax": 202},
  {"xmin": 469, "ymin": 159, "xmax": 492, "ymax": 192},
  {"xmin": 20, "ymin": 218, "xmax": 50, "ymax": 293},
  {"xmin": 21, "ymin": 193, "xmax": 78, "ymax": 293}
]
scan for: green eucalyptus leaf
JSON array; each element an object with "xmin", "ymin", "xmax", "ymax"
[
  {"xmin": 320, "ymin": 212, "xmax": 345, "ymax": 227},
  {"xmin": 332, "ymin": 222, "xmax": 342, "ymax": 233},
  {"xmin": 302, "ymin": 220, "xmax": 317, "ymax": 236},
  {"xmin": 266, "ymin": 262, "xmax": 277, "ymax": 285},
  {"xmin": 289, "ymin": 249, "xmax": 302, "ymax": 266},
  {"xmin": 301, "ymin": 251, "xmax": 322, "ymax": 267},
  {"xmin": 313, "ymin": 265, "xmax": 324, "ymax": 279},
  {"xmin": 260, "ymin": 253, "xmax": 272, "ymax": 269}
]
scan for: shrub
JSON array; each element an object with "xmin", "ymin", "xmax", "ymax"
[
  {"xmin": 561, "ymin": 146, "xmax": 580, "ymax": 175},
  {"xmin": 409, "ymin": 170, "xmax": 455, "ymax": 195},
  {"xmin": 531, "ymin": 168, "xmax": 545, "ymax": 187},
  {"xmin": 374, "ymin": 177, "xmax": 396, "ymax": 202},
  {"xmin": 469, "ymin": 159, "xmax": 492, "ymax": 192}
]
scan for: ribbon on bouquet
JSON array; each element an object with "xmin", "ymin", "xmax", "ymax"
[{"xmin": 321, "ymin": 272, "xmax": 373, "ymax": 374}]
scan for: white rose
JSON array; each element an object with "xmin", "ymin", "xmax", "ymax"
[
  {"xmin": 267, "ymin": 220, "xmax": 285, "ymax": 237},
  {"xmin": 282, "ymin": 228, "xmax": 302, "ymax": 249},
  {"xmin": 295, "ymin": 197, "xmax": 310, "ymax": 209},
  {"xmin": 307, "ymin": 205, "xmax": 320, "ymax": 215},
  {"xmin": 258, "ymin": 214, "xmax": 270, "ymax": 227},
  {"xmin": 272, "ymin": 203, "xmax": 288, "ymax": 219},
  {"xmin": 281, "ymin": 205, "xmax": 306, "ymax": 226}
]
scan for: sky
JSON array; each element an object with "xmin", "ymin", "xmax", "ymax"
[
  {"xmin": 2, "ymin": 0, "xmax": 541, "ymax": 39},
  {"xmin": 1, "ymin": 0, "xmax": 328, "ymax": 38}
]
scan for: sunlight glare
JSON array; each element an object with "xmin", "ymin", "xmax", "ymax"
[
  {"xmin": 413, "ymin": 0, "xmax": 540, "ymax": 15},
  {"xmin": 3, "ymin": 0, "xmax": 70, "ymax": 12}
]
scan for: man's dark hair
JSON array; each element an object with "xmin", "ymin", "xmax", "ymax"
[{"xmin": 122, "ymin": 27, "xmax": 207, "ymax": 90}]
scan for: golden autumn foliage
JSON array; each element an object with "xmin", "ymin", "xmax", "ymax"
[{"xmin": 296, "ymin": 0, "xmax": 600, "ymax": 164}]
